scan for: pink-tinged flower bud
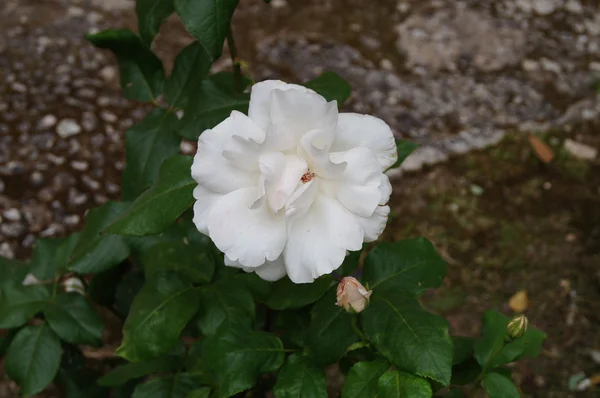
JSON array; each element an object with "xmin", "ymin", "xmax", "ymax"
[{"xmin": 336, "ymin": 277, "xmax": 372, "ymax": 313}]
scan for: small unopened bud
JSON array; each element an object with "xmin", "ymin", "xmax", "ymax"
[
  {"xmin": 507, "ymin": 314, "xmax": 528, "ymax": 339},
  {"xmin": 22, "ymin": 273, "xmax": 42, "ymax": 286},
  {"xmin": 335, "ymin": 277, "xmax": 372, "ymax": 313},
  {"xmin": 63, "ymin": 277, "xmax": 85, "ymax": 295}
]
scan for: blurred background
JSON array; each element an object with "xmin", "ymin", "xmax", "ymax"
[{"xmin": 1, "ymin": 0, "xmax": 599, "ymax": 396}]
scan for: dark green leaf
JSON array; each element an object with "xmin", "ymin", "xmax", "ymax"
[
  {"xmin": 196, "ymin": 278, "xmax": 254, "ymax": 335},
  {"xmin": 441, "ymin": 388, "xmax": 467, "ymax": 398},
  {"xmin": 0, "ymin": 257, "xmax": 28, "ymax": 288},
  {"xmin": 274, "ymin": 309, "xmax": 310, "ymax": 349},
  {"xmin": 121, "ymin": 109, "xmax": 181, "ymax": 200},
  {"xmin": 0, "ymin": 329, "xmax": 17, "ymax": 357},
  {"xmin": 389, "ymin": 140, "xmax": 419, "ymax": 169},
  {"xmin": 203, "ymin": 318, "xmax": 284, "ymax": 397},
  {"xmin": 341, "ymin": 361, "xmax": 389, "ymax": 398},
  {"xmin": 362, "ymin": 290, "xmax": 453, "ymax": 385},
  {"xmin": 174, "ymin": 0, "xmax": 239, "ymax": 60},
  {"xmin": 273, "ymin": 354, "xmax": 327, "ymax": 398},
  {"xmin": 450, "ymin": 358, "xmax": 481, "ymax": 386},
  {"xmin": 88, "ymin": 266, "xmax": 128, "ymax": 307},
  {"xmin": 132, "ymin": 373, "xmax": 203, "ymax": 398},
  {"xmin": 266, "ymin": 276, "xmax": 331, "ymax": 310},
  {"xmin": 136, "ymin": 0, "xmax": 174, "ymax": 46},
  {"xmin": 98, "ymin": 344, "xmax": 186, "ymax": 386},
  {"xmin": 86, "ymin": 29, "xmax": 164, "ymax": 102},
  {"xmin": 117, "ymin": 272, "xmax": 200, "ymax": 362},
  {"xmin": 519, "ymin": 326, "xmax": 547, "ymax": 359},
  {"xmin": 363, "ymin": 238, "xmax": 446, "ymax": 296},
  {"xmin": 68, "ymin": 202, "xmax": 130, "ymax": 274},
  {"xmin": 44, "ymin": 293, "xmax": 103, "ymax": 346},
  {"xmin": 56, "ymin": 344, "xmax": 108, "ymax": 398},
  {"xmin": 114, "ymin": 271, "xmax": 145, "ymax": 317},
  {"xmin": 336, "ymin": 248, "xmax": 363, "ymax": 277},
  {"xmin": 29, "ymin": 235, "xmax": 79, "ymax": 280},
  {"xmin": 377, "ymin": 371, "xmax": 432, "ymax": 398},
  {"xmin": 452, "ymin": 336, "xmax": 474, "ymax": 365},
  {"xmin": 108, "ymin": 155, "xmax": 195, "ymax": 235},
  {"xmin": 0, "ymin": 285, "xmax": 50, "ymax": 328},
  {"xmin": 186, "ymin": 388, "xmax": 211, "ymax": 398},
  {"xmin": 178, "ymin": 72, "xmax": 251, "ymax": 140},
  {"xmin": 6, "ymin": 324, "xmax": 62, "ymax": 397},
  {"xmin": 483, "ymin": 372, "xmax": 520, "ymax": 398},
  {"xmin": 165, "ymin": 42, "xmax": 212, "ymax": 109},
  {"xmin": 140, "ymin": 240, "xmax": 214, "ymax": 284},
  {"xmin": 305, "ymin": 72, "xmax": 352, "ymax": 105},
  {"xmin": 306, "ymin": 289, "xmax": 358, "ymax": 365}
]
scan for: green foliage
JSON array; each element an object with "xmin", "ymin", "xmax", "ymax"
[
  {"xmin": 132, "ymin": 373, "xmax": 203, "ymax": 398},
  {"xmin": 29, "ymin": 235, "xmax": 79, "ymax": 280},
  {"xmin": 342, "ymin": 361, "xmax": 389, "ymax": 398},
  {"xmin": 266, "ymin": 276, "xmax": 332, "ymax": 310},
  {"xmin": 483, "ymin": 372, "xmax": 521, "ymax": 398},
  {"xmin": 164, "ymin": 42, "xmax": 213, "ymax": 109},
  {"xmin": 140, "ymin": 240, "xmax": 215, "ymax": 284},
  {"xmin": 0, "ymin": 285, "xmax": 51, "ymax": 328},
  {"xmin": 273, "ymin": 354, "xmax": 328, "ymax": 398},
  {"xmin": 0, "ymin": 257, "xmax": 28, "ymax": 288},
  {"xmin": 86, "ymin": 29, "xmax": 164, "ymax": 102},
  {"xmin": 136, "ymin": 0, "xmax": 174, "ymax": 46},
  {"xmin": 377, "ymin": 371, "xmax": 433, "ymax": 398},
  {"xmin": 305, "ymin": 72, "xmax": 352, "ymax": 105},
  {"xmin": 390, "ymin": 139, "xmax": 419, "ymax": 169},
  {"xmin": 44, "ymin": 293, "xmax": 104, "ymax": 346}
]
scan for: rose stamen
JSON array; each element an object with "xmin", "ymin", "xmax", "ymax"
[{"xmin": 300, "ymin": 171, "xmax": 315, "ymax": 184}]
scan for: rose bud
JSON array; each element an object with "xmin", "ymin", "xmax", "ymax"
[{"xmin": 336, "ymin": 277, "xmax": 372, "ymax": 313}]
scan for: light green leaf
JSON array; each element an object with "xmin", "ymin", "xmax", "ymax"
[
  {"xmin": 68, "ymin": 201, "xmax": 130, "ymax": 274},
  {"xmin": 306, "ymin": 289, "xmax": 358, "ymax": 365},
  {"xmin": 6, "ymin": 324, "xmax": 62, "ymax": 397},
  {"xmin": 107, "ymin": 155, "xmax": 195, "ymax": 236},
  {"xmin": 483, "ymin": 372, "xmax": 520, "ymax": 398},
  {"xmin": 117, "ymin": 271, "xmax": 200, "ymax": 362},
  {"xmin": 363, "ymin": 238, "xmax": 446, "ymax": 296},
  {"xmin": 389, "ymin": 140, "xmax": 419, "ymax": 169},
  {"xmin": 203, "ymin": 318, "xmax": 284, "ymax": 397},
  {"xmin": 174, "ymin": 0, "xmax": 239, "ymax": 60},
  {"xmin": 0, "ymin": 285, "xmax": 51, "ymax": 328},
  {"xmin": 305, "ymin": 71, "xmax": 352, "ymax": 105},
  {"xmin": 178, "ymin": 72, "xmax": 250, "ymax": 140},
  {"xmin": 140, "ymin": 240, "xmax": 214, "ymax": 284},
  {"xmin": 266, "ymin": 276, "xmax": 331, "ymax": 310},
  {"xmin": 122, "ymin": 108, "xmax": 181, "ymax": 200},
  {"xmin": 86, "ymin": 29, "xmax": 165, "ymax": 102},
  {"xmin": 44, "ymin": 293, "xmax": 104, "ymax": 346},
  {"xmin": 377, "ymin": 371, "xmax": 432, "ymax": 398},
  {"xmin": 361, "ymin": 290, "xmax": 453, "ymax": 385},
  {"xmin": 29, "ymin": 235, "xmax": 80, "ymax": 280},
  {"xmin": 136, "ymin": 0, "xmax": 174, "ymax": 46},
  {"xmin": 196, "ymin": 278, "xmax": 255, "ymax": 335},
  {"xmin": 341, "ymin": 361, "xmax": 389, "ymax": 398},
  {"xmin": 274, "ymin": 354, "xmax": 327, "ymax": 398},
  {"xmin": 132, "ymin": 373, "xmax": 204, "ymax": 398},
  {"xmin": 165, "ymin": 42, "xmax": 212, "ymax": 109}
]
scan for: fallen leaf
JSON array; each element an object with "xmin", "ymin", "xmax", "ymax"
[
  {"xmin": 509, "ymin": 290, "xmax": 529, "ymax": 313},
  {"xmin": 528, "ymin": 135, "xmax": 554, "ymax": 164}
]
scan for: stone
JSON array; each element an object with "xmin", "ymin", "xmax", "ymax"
[
  {"xmin": 70, "ymin": 160, "xmax": 89, "ymax": 171},
  {"xmin": 56, "ymin": 119, "xmax": 82, "ymax": 138},
  {"xmin": 563, "ymin": 139, "xmax": 598, "ymax": 160},
  {"xmin": 37, "ymin": 114, "xmax": 57, "ymax": 130},
  {"xmin": 532, "ymin": 0, "xmax": 557, "ymax": 15},
  {"xmin": 3, "ymin": 208, "xmax": 21, "ymax": 221},
  {"xmin": 11, "ymin": 82, "xmax": 27, "ymax": 93},
  {"xmin": 1, "ymin": 223, "xmax": 26, "ymax": 237},
  {"xmin": 565, "ymin": 0, "xmax": 583, "ymax": 14},
  {"xmin": 30, "ymin": 171, "xmax": 44, "ymax": 186},
  {"xmin": 0, "ymin": 242, "xmax": 14, "ymax": 259},
  {"xmin": 99, "ymin": 66, "xmax": 116, "ymax": 82},
  {"xmin": 100, "ymin": 110, "xmax": 117, "ymax": 123}
]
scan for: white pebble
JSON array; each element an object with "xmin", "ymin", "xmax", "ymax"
[{"xmin": 56, "ymin": 119, "xmax": 82, "ymax": 138}]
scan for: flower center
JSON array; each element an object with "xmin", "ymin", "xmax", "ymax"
[{"xmin": 300, "ymin": 171, "xmax": 315, "ymax": 184}]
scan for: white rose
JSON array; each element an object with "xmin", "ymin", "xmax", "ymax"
[
  {"xmin": 191, "ymin": 80, "xmax": 396, "ymax": 283},
  {"xmin": 335, "ymin": 276, "xmax": 372, "ymax": 313}
]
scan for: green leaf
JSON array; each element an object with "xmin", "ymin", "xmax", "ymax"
[
  {"xmin": 174, "ymin": 0, "xmax": 239, "ymax": 60},
  {"xmin": 273, "ymin": 308, "xmax": 310, "ymax": 349},
  {"xmin": 132, "ymin": 373, "xmax": 203, "ymax": 398},
  {"xmin": 44, "ymin": 293, "xmax": 103, "ymax": 346},
  {"xmin": 99, "ymin": 344, "xmax": 186, "ymax": 386},
  {"xmin": 0, "ymin": 257, "xmax": 28, "ymax": 288},
  {"xmin": 363, "ymin": 238, "xmax": 446, "ymax": 296},
  {"xmin": 6, "ymin": 324, "xmax": 62, "ymax": 397},
  {"xmin": 107, "ymin": 155, "xmax": 195, "ymax": 236},
  {"xmin": 361, "ymin": 290, "xmax": 453, "ymax": 385},
  {"xmin": 68, "ymin": 202, "xmax": 130, "ymax": 274},
  {"xmin": 178, "ymin": 72, "xmax": 251, "ymax": 140},
  {"xmin": 450, "ymin": 358, "xmax": 481, "ymax": 386},
  {"xmin": 306, "ymin": 289, "xmax": 358, "ymax": 365},
  {"xmin": 0, "ymin": 285, "xmax": 51, "ymax": 328},
  {"xmin": 377, "ymin": 371, "xmax": 433, "ymax": 398},
  {"xmin": 56, "ymin": 344, "xmax": 108, "ymax": 398},
  {"xmin": 519, "ymin": 326, "xmax": 547, "ymax": 359},
  {"xmin": 165, "ymin": 42, "xmax": 212, "ymax": 109},
  {"xmin": 273, "ymin": 354, "xmax": 327, "ymax": 398},
  {"xmin": 86, "ymin": 29, "xmax": 164, "ymax": 102},
  {"xmin": 29, "ymin": 235, "xmax": 80, "ymax": 280},
  {"xmin": 452, "ymin": 336, "xmax": 474, "ymax": 365},
  {"xmin": 140, "ymin": 240, "xmax": 214, "ymax": 284},
  {"xmin": 389, "ymin": 140, "xmax": 419, "ymax": 169},
  {"xmin": 186, "ymin": 388, "xmax": 211, "ymax": 398},
  {"xmin": 114, "ymin": 271, "xmax": 145, "ymax": 317},
  {"xmin": 483, "ymin": 372, "xmax": 520, "ymax": 398},
  {"xmin": 203, "ymin": 318, "xmax": 284, "ymax": 397},
  {"xmin": 266, "ymin": 276, "xmax": 331, "ymax": 310},
  {"xmin": 441, "ymin": 388, "xmax": 467, "ymax": 398},
  {"xmin": 341, "ymin": 361, "xmax": 389, "ymax": 398},
  {"xmin": 121, "ymin": 108, "xmax": 181, "ymax": 200},
  {"xmin": 305, "ymin": 72, "xmax": 352, "ymax": 105},
  {"xmin": 136, "ymin": 0, "xmax": 174, "ymax": 46},
  {"xmin": 196, "ymin": 278, "xmax": 254, "ymax": 335},
  {"xmin": 117, "ymin": 272, "xmax": 200, "ymax": 362},
  {"xmin": 336, "ymin": 247, "xmax": 363, "ymax": 276}
]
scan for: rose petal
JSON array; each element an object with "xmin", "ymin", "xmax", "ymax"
[
  {"xmin": 356, "ymin": 205, "xmax": 390, "ymax": 242},
  {"xmin": 192, "ymin": 185, "xmax": 223, "ymax": 235}
]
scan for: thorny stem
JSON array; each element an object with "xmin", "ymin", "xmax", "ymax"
[{"xmin": 226, "ymin": 25, "xmax": 243, "ymax": 93}]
